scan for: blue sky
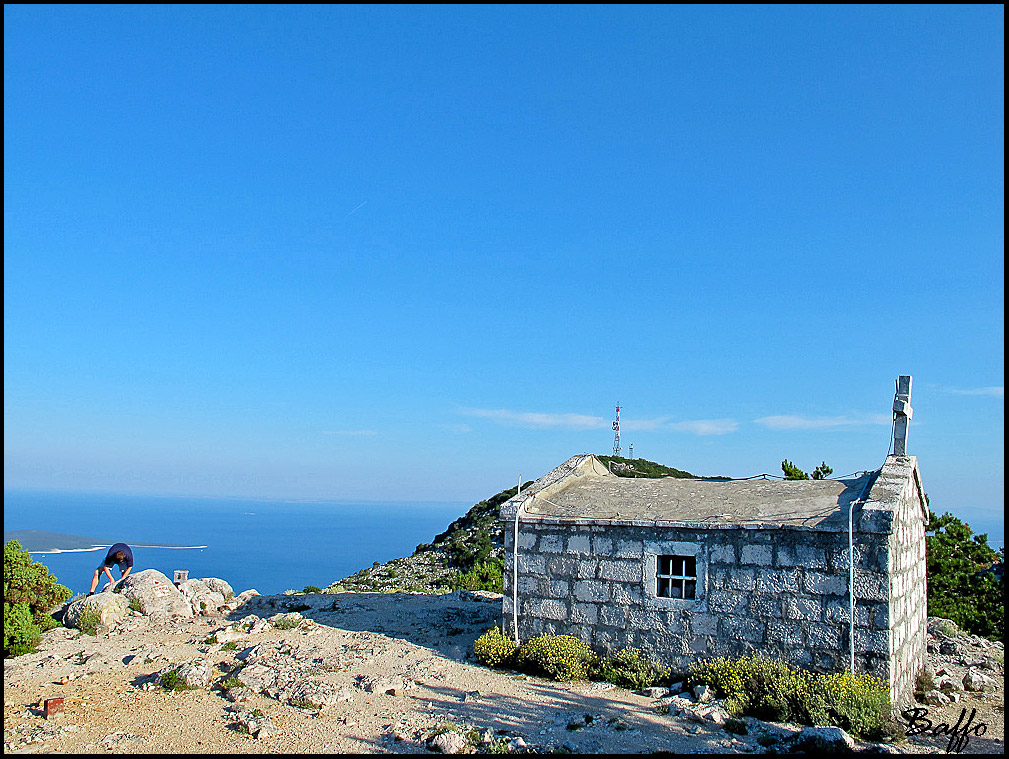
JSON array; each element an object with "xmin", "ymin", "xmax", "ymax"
[{"xmin": 4, "ymin": 6, "xmax": 1004, "ymax": 540}]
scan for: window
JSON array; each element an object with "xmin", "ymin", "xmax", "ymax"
[{"xmin": 656, "ymin": 554, "xmax": 696, "ymax": 599}]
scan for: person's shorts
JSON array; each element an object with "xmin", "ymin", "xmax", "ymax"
[{"xmin": 98, "ymin": 561, "xmax": 128, "ymax": 574}]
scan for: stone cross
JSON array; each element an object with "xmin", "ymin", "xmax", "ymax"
[{"xmin": 892, "ymin": 375, "xmax": 913, "ymax": 456}]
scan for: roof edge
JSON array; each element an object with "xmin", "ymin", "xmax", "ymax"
[{"xmin": 500, "ymin": 453, "xmax": 610, "ymax": 519}]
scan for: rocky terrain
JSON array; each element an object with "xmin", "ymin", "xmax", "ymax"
[{"xmin": 3, "ymin": 567, "xmax": 1004, "ymax": 754}]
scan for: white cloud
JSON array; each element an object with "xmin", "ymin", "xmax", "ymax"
[
  {"xmin": 668, "ymin": 419, "xmax": 739, "ymax": 435},
  {"xmin": 460, "ymin": 408, "xmax": 607, "ymax": 430},
  {"xmin": 754, "ymin": 414, "xmax": 891, "ymax": 430},
  {"xmin": 460, "ymin": 408, "xmax": 738, "ymax": 436},
  {"xmin": 948, "ymin": 386, "xmax": 1004, "ymax": 398}
]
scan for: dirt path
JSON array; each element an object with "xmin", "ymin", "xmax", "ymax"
[{"xmin": 4, "ymin": 592, "xmax": 1004, "ymax": 754}]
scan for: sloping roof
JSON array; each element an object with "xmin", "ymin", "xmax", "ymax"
[{"xmin": 501, "ymin": 454, "xmax": 881, "ymax": 531}]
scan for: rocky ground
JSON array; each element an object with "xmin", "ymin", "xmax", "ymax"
[{"xmin": 4, "ymin": 587, "xmax": 1004, "ymax": 755}]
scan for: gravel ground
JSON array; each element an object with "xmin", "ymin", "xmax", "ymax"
[{"xmin": 3, "ymin": 592, "xmax": 1004, "ymax": 754}]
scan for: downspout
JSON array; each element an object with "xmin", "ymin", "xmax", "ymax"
[
  {"xmin": 849, "ymin": 495, "xmax": 855, "ymax": 674},
  {"xmin": 511, "ymin": 479, "xmax": 524, "ymax": 645},
  {"xmin": 849, "ymin": 471, "xmax": 876, "ymax": 673}
]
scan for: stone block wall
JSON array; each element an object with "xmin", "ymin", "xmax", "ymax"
[
  {"xmin": 502, "ymin": 520, "xmax": 894, "ymax": 684},
  {"xmin": 885, "ymin": 466, "xmax": 928, "ymax": 706}
]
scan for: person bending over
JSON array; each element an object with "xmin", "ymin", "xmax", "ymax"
[{"xmin": 89, "ymin": 542, "xmax": 133, "ymax": 595}]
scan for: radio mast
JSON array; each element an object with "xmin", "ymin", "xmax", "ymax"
[{"xmin": 612, "ymin": 403, "xmax": 622, "ymax": 457}]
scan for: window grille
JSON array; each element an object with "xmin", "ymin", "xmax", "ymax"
[{"xmin": 656, "ymin": 555, "xmax": 696, "ymax": 599}]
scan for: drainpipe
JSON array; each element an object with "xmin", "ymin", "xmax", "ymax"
[
  {"xmin": 849, "ymin": 495, "xmax": 855, "ymax": 674},
  {"xmin": 849, "ymin": 471, "xmax": 876, "ymax": 674},
  {"xmin": 511, "ymin": 478, "xmax": 523, "ymax": 645}
]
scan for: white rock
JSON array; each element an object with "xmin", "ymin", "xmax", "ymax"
[
  {"xmin": 693, "ymin": 684, "xmax": 715, "ymax": 703},
  {"xmin": 429, "ymin": 731, "xmax": 469, "ymax": 754},
  {"xmin": 119, "ymin": 570, "xmax": 193, "ymax": 618},
  {"xmin": 796, "ymin": 726, "xmax": 856, "ymax": 751}
]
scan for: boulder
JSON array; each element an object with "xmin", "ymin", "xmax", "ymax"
[
  {"xmin": 63, "ymin": 593, "xmax": 130, "ymax": 631},
  {"xmin": 693, "ymin": 684, "xmax": 715, "ymax": 703},
  {"xmin": 963, "ymin": 669, "xmax": 993, "ymax": 692},
  {"xmin": 924, "ymin": 689, "xmax": 950, "ymax": 706},
  {"xmin": 172, "ymin": 658, "xmax": 213, "ymax": 689},
  {"xmin": 935, "ymin": 675, "xmax": 962, "ymax": 693},
  {"xmin": 118, "ymin": 569, "xmax": 193, "ymax": 618},
  {"xmin": 428, "ymin": 731, "xmax": 470, "ymax": 754},
  {"xmin": 236, "ymin": 663, "xmax": 278, "ymax": 693},
  {"xmin": 287, "ymin": 679, "xmax": 354, "ymax": 708},
  {"xmin": 794, "ymin": 726, "xmax": 856, "ymax": 752},
  {"xmin": 356, "ymin": 674, "xmax": 415, "ymax": 694},
  {"xmin": 228, "ymin": 706, "xmax": 276, "ymax": 739},
  {"xmin": 638, "ymin": 686, "xmax": 670, "ymax": 699},
  {"xmin": 199, "ymin": 577, "xmax": 234, "ymax": 600},
  {"xmin": 177, "ymin": 578, "xmax": 227, "ymax": 616},
  {"xmin": 939, "ymin": 639, "xmax": 962, "ymax": 656}
]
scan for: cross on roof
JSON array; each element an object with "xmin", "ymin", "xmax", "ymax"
[{"xmin": 893, "ymin": 375, "xmax": 913, "ymax": 456}]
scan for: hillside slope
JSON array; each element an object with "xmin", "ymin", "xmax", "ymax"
[{"xmin": 326, "ymin": 455, "xmax": 696, "ymax": 594}]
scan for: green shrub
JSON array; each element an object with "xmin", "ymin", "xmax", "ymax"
[
  {"xmin": 514, "ymin": 634, "xmax": 596, "ymax": 681},
  {"xmin": 128, "ymin": 597, "xmax": 143, "ymax": 612},
  {"xmin": 473, "ymin": 627, "xmax": 518, "ymax": 668},
  {"xmin": 219, "ymin": 675, "xmax": 244, "ymax": 690},
  {"xmin": 925, "ymin": 510, "xmax": 1004, "ymax": 641},
  {"xmin": 449, "ymin": 558, "xmax": 504, "ymax": 593},
  {"xmin": 271, "ymin": 618, "xmax": 300, "ymax": 630},
  {"xmin": 590, "ymin": 647, "xmax": 670, "ymax": 690},
  {"xmin": 160, "ymin": 669, "xmax": 197, "ymax": 691},
  {"xmin": 222, "ymin": 641, "xmax": 239, "ymax": 651},
  {"xmin": 3, "ymin": 540, "xmax": 72, "ymax": 658},
  {"xmin": 303, "ymin": 586, "xmax": 322, "ymax": 594},
  {"xmin": 687, "ymin": 654, "xmax": 895, "ymax": 740},
  {"xmin": 77, "ymin": 606, "xmax": 103, "ymax": 636},
  {"xmin": 3, "ymin": 602, "xmax": 41, "ymax": 657}
]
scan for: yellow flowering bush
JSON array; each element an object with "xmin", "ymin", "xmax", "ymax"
[
  {"xmin": 590, "ymin": 647, "xmax": 671, "ymax": 690},
  {"xmin": 687, "ymin": 654, "xmax": 897, "ymax": 740},
  {"xmin": 514, "ymin": 634, "xmax": 596, "ymax": 681},
  {"xmin": 473, "ymin": 627, "xmax": 518, "ymax": 668}
]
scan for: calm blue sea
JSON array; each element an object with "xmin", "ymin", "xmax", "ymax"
[{"xmin": 3, "ymin": 489, "xmax": 469, "ymax": 596}]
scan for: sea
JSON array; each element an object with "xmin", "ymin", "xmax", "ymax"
[{"xmin": 3, "ymin": 489, "xmax": 469, "ymax": 597}]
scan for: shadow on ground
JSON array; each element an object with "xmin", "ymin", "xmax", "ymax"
[{"xmin": 224, "ymin": 591, "xmax": 500, "ymax": 660}]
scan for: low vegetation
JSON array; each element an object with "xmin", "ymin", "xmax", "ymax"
[
  {"xmin": 687, "ymin": 654, "xmax": 898, "ymax": 740},
  {"xmin": 160, "ymin": 669, "xmax": 198, "ymax": 691},
  {"xmin": 596, "ymin": 455, "xmax": 696, "ymax": 479},
  {"xmin": 3, "ymin": 540, "xmax": 72, "ymax": 657},
  {"xmin": 76, "ymin": 606, "xmax": 103, "ymax": 636},
  {"xmin": 473, "ymin": 629, "xmax": 669, "ymax": 689},
  {"xmin": 474, "ymin": 631, "xmax": 899, "ymax": 741}
]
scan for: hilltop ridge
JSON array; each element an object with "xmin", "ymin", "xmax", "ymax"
[{"xmin": 326, "ymin": 455, "xmax": 697, "ymax": 594}]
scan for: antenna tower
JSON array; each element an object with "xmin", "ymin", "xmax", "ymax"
[
  {"xmin": 629, "ymin": 443, "xmax": 634, "ymax": 459},
  {"xmin": 612, "ymin": 403, "xmax": 622, "ymax": 457}
]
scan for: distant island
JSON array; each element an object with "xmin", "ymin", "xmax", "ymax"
[{"xmin": 3, "ymin": 529, "xmax": 206, "ymax": 553}]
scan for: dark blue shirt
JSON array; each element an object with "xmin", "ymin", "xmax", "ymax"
[{"xmin": 103, "ymin": 543, "xmax": 134, "ymax": 570}]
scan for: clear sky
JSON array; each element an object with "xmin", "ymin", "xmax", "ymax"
[{"xmin": 4, "ymin": 6, "xmax": 1004, "ymax": 540}]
